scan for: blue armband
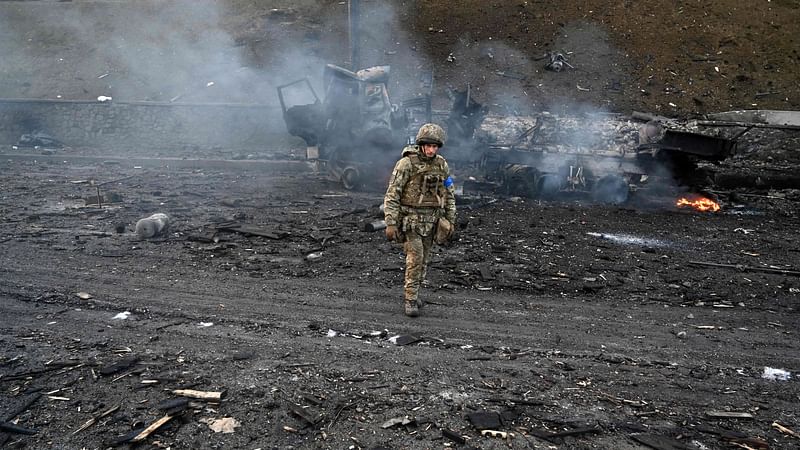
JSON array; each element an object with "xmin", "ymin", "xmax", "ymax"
[{"xmin": 443, "ymin": 176, "xmax": 454, "ymax": 188}]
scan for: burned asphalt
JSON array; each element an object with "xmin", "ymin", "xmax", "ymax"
[{"xmin": 1, "ymin": 151, "xmax": 798, "ymax": 449}]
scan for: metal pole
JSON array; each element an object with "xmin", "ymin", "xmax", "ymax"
[{"xmin": 349, "ymin": 0, "xmax": 360, "ymax": 70}]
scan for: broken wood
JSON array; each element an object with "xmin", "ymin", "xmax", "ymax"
[
  {"xmin": 72, "ymin": 404, "xmax": 119, "ymax": 435},
  {"xmin": 98, "ymin": 356, "xmax": 140, "ymax": 376},
  {"xmin": 216, "ymin": 223, "xmax": 289, "ymax": 239},
  {"xmin": 533, "ymin": 426, "xmax": 601, "ymax": 442},
  {"xmin": 442, "ymin": 428, "xmax": 466, "ymax": 444},
  {"xmin": 631, "ymin": 433, "xmax": 695, "ymax": 450},
  {"xmin": 1, "ymin": 361, "xmax": 84, "ymax": 381},
  {"xmin": 688, "ymin": 261, "xmax": 800, "ymax": 277},
  {"xmin": 172, "ymin": 389, "xmax": 226, "ymax": 401},
  {"xmin": 706, "ymin": 410, "xmax": 754, "ymax": 419},
  {"xmin": 130, "ymin": 414, "xmax": 174, "ymax": 443},
  {"xmin": 289, "ymin": 404, "xmax": 320, "ymax": 426},
  {"xmin": 3, "ymin": 393, "xmax": 42, "ymax": 422},
  {"xmin": 0, "ymin": 421, "xmax": 37, "ymax": 435},
  {"xmin": 772, "ymin": 421, "xmax": 799, "ymax": 438},
  {"xmin": 696, "ymin": 119, "xmax": 800, "ymax": 131}
]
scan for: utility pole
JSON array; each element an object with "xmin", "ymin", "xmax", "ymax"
[{"xmin": 349, "ymin": 0, "xmax": 360, "ymax": 70}]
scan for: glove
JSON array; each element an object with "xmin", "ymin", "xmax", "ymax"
[{"xmin": 385, "ymin": 225, "xmax": 399, "ymax": 242}]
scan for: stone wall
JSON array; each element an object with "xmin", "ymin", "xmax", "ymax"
[{"xmin": 0, "ymin": 99, "xmax": 295, "ymax": 152}]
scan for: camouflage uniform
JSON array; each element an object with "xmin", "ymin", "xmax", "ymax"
[{"xmin": 384, "ymin": 124, "xmax": 456, "ymax": 317}]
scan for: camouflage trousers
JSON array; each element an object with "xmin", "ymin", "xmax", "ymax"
[{"xmin": 403, "ymin": 229, "xmax": 434, "ymax": 303}]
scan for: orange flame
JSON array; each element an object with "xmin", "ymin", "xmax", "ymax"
[{"xmin": 676, "ymin": 195, "xmax": 720, "ymax": 212}]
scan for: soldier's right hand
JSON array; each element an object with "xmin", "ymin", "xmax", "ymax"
[{"xmin": 385, "ymin": 225, "xmax": 399, "ymax": 242}]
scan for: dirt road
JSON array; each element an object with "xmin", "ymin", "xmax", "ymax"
[{"xmin": 1, "ymin": 153, "xmax": 798, "ymax": 449}]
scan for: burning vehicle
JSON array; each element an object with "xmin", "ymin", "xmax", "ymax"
[
  {"xmin": 278, "ymin": 67, "xmax": 800, "ymax": 205},
  {"xmin": 277, "ymin": 64, "xmax": 411, "ymax": 190}
]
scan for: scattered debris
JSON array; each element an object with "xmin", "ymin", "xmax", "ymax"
[
  {"xmin": 112, "ymin": 311, "xmax": 131, "ymax": 320},
  {"xmin": 532, "ymin": 426, "xmax": 601, "ymax": 442},
  {"xmin": 631, "ymin": 433, "xmax": 695, "ymax": 450},
  {"xmin": 388, "ymin": 335, "xmax": 421, "ymax": 346},
  {"xmin": 98, "ymin": 356, "xmax": 140, "ymax": 376},
  {"xmin": 772, "ymin": 422, "xmax": 799, "ymax": 439},
  {"xmin": 0, "ymin": 422, "xmax": 38, "ymax": 435},
  {"xmin": 172, "ymin": 389, "xmax": 226, "ymax": 401},
  {"xmin": 442, "ymin": 429, "xmax": 467, "ymax": 445},
  {"xmin": 216, "ymin": 222, "xmax": 289, "ymax": 239},
  {"xmin": 305, "ymin": 251, "xmax": 323, "ymax": 261},
  {"xmin": 705, "ymin": 410, "xmax": 754, "ymax": 419},
  {"xmin": 544, "ymin": 52, "xmax": 574, "ymax": 71},
  {"xmin": 362, "ymin": 220, "xmax": 386, "ymax": 232},
  {"xmin": 135, "ymin": 213, "xmax": 171, "ymax": 239},
  {"xmin": 76, "ymin": 292, "xmax": 93, "ymax": 300},
  {"xmin": 762, "ymin": 367, "xmax": 791, "ymax": 381},
  {"xmin": 380, "ymin": 417, "xmax": 414, "ymax": 429},
  {"xmin": 481, "ymin": 429, "xmax": 509, "ymax": 439},
  {"xmin": 467, "ymin": 411, "xmax": 501, "ymax": 430},
  {"xmin": 72, "ymin": 404, "xmax": 119, "ymax": 435},
  {"xmin": 202, "ymin": 417, "xmax": 240, "ymax": 433},
  {"xmin": 688, "ymin": 261, "xmax": 800, "ymax": 277},
  {"xmin": 129, "ymin": 414, "xmax": 174, "ymax": 443},
  {"xmin": 16, "ymin": 130, "xmax": 65, "ymax": 149}
]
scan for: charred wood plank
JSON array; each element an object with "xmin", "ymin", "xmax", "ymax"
[
  {"xmin": 216, "ymin": 222, "xmax": 289, "ymax": 239},
  {"xmin": 171, "ymin": 389, "xmax": 226, "ymax": 401},
  {"xmin": 288, "ymin": 404, "xmax": 320, "ymax": 426},
  {"xmin": 129, "ymin": 415, "xmax": 174, "ymax": 443},
  {"xmin": 689, "ymin": 261, "xmax": 800, "ymax": 277},
  {"xmin": 98, "ymin": 356, "xmax": 140, "ymax": 376},
  {"xmin": 696, "ymin": 119, "xmax": 800, "ymax": 131},
  {"xmin": 72, "ymin": 404, "xmax": 120, "ymax": 435},
  {"xmin": 532, "ymin": 426, "xmax": 601, "ymax": 442},
  {"xmin": 442, "ymin": 428, "xmax": 466, "ymax": 444},
  {"xmin": 1, "ymin": 361, "xmax": 84, "ymax": 381},
  {"xmin": 0, "ymin": 421, "xmax": 38, "ymax": 435},
  {"xmin": 631, "ymin": 433, "xmax": 695, "ymax": 450},
  {"xmin": 3, "ymin": 393, "xmax": 41, "ymax": 422}
]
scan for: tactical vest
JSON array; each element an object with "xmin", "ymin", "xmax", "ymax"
[{"xmin": 400, "ymin": 154, "xmax": 449, "ymax": 208}]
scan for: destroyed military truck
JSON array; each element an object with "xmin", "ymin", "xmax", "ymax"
[
  {"xmin": 278, "ymin": 70, "xmax": 764, "ymax": 203},
  {"xmin": 442, "ymin": 90, "xmax": 739, "ymax": 204},
  {"xmin": 277, "ymin": 64, "xmax": 415, "ymax": 190}
]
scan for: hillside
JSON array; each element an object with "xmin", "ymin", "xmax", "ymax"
[{"xmin": 1, "ymin": 0, "xmax": 799, "ymax": 116}]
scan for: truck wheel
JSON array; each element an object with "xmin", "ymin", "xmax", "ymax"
[
  {"xmin": 503, "ymin": 165, "xmax": 539, "ymax": 198},
  {"xmin": 538, "ymin": 174, "xmax": 564, "ymax": 200},
  {"xmin": 592, "ymin": 175, "xmax": 629, "ymax": 204},
  {"xmin": 341, "ymin": 167, "xmax": 361, "ymax": 190}
]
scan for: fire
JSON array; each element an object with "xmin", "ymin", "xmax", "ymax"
[{"xmin": 676, "ymin": 195, "xmax": 720, "ymax": 212}]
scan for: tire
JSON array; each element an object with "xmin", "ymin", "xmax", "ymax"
[
  {"xmin": 538, "ymin": 174, "xmax": 564, "ymax": 200},
  {"xmin": 592, "ymin": 175, "xmax": 630, "ymax": 205},
  {"xmin": 341, "ymin": 167, "xmax": 361, "ymax": 190}
]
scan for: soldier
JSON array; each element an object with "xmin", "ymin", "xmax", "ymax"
[{"xmin": 383, "ymin": 123, "xmax": 456, "ymax": 317}]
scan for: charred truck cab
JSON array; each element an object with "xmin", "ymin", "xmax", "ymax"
[{"xmin": 278, "ymin": 64, "xmax": 409, "ymax": 190}]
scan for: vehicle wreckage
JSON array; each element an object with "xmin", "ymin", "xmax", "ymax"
[{"xmin": 278, "ymin": 64, "xmax": 800, "ymax": 204}]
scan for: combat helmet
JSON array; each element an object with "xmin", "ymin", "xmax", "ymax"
[{"xmin": 415, "ymin": 123, "xmax": 446, "ymax": 147}]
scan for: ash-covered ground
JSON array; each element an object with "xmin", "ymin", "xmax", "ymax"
[
  {"xmin": 0, "ymin": 151, "xmax": 799, "ymax": 449},
  {"xmin": 2, "ymin": 0, "xmax": 800, "ymax": 449}
]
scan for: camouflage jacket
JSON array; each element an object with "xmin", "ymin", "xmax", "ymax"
[{"xmin": 383, "ymin": 145, "xmax": 456, "ymax": 236}]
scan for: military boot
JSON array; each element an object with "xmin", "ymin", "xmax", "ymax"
[{"xmin": 404, "ymin": 299, "xmax": 419, "ymax": 317}]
